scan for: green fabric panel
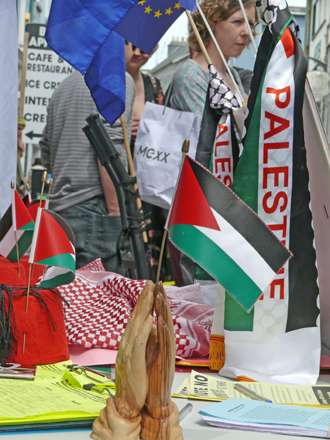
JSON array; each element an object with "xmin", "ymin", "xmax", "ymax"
[
  {"xmin": 39, "ymin": 271, "xmax": 74, "ymax": 289},
  {"xmin": 169, "ymin": 224, "xmax": 261, "ymax": 312},
  {"xmin": 224, "ymin": 291, "xmax": 254, "ymax": 331},
  {"xmin": 7, "ymin": 230, "xmax": 33, "ymax": 262},
  {"xmin": 226, "ymin": 41, "xmax": 275, "ymax": 331},
  {"xmin": 38, "ymin": 253, "xmax": 75, "ymax": 271},
  {"xmin": 20, "ymin": 221, "xmax": 34, "ymax": 232}
]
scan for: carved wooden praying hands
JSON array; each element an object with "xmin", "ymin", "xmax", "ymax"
[
  {"xmin": 141, "ymin": 283, "xmax": 183, "ymax": 440},
  {"xmin": 90, "ymin": 281, "xmax": 183, "ymax": 440}
]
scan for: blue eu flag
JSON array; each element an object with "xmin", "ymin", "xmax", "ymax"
[
  {"xmin": 46, "ymin": 0, "xmax": 195, "ymax": 124},
  {"xmin": 115, "ymin": 0, "xmax": 196, "ymax": 53}
]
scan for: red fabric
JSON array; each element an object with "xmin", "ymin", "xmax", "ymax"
[
  {"xmin": 32, "ymin": 210, "xmax": 74, "ymax": 262},
  {"xmin": 167, "ymin": 157, "xmax": 220, "ymax": 231},
  {"xmin": 0, "ymin": 256, "xmax": 69, "ymax": 367},
  {"xmin": 14, "ymin": 190, "xmax": 34, "ymax": 230},
  {"xmin": 59, "ymin": 259, "xmax": 214, "ymax": 358}
]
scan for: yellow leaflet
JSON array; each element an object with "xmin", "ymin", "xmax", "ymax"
[
  {"xmin": 0, "ymin": 362, "xmax": 113, "ymax": 425},
  {"xmin": 173, "ymin": 371, "xmax": 330, "ymax": 408}
]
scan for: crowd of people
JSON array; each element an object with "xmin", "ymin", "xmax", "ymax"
[{"xmin": 38, "ymin": 0, "xmax": 256, "ymax": 281}]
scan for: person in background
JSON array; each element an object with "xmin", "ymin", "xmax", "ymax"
[
  {"xmin": 168, "ymin": 0, "xmax": 255, "ymax": 115},
  {"xmin": 126, "ymin": 43, "xmax": 164, "ymax": 148},
  {"xmin": 167, "ymin": 0, "xmax": 256, "ymax": 285},
  {"xmin": 126, "ymin": 42, "xmax": 168, "ymax": 279},
  {"xmin": 40, "ymin": 45, "xmax": 135, "ymax": 272}
]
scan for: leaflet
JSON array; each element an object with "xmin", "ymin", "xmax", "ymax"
[
  {"xmin": 0, "ymin": 362, "xmax": 112, "ymax": 425},
  {"xmin": 173, "ymin": 371, "xmax": 330, "ymax": 407},
  {"xmin": 200, "ymin": 399, "xmax": 330, "ymax": 438}
]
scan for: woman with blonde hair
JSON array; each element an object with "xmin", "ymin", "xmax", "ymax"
[{"xmin": 168, "ymin": 0, "xmax": 256, "ymax": 115}]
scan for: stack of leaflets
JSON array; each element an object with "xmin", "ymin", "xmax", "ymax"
[
  {"xmin": 0, "ymin": 364, "xmax": 36, "ymax": 380},
  {"xmin": 200, "ymin": 399, "xmax": 330, "ymax": 438},
  {"xmin": 0, "ymin": 362, "xmax": 114, "ymax": 432}
]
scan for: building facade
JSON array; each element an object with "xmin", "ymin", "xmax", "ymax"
[
  {"xmin": 17, "ymin": 0, "xmax": 50, "ymax": 45},
  {"xmin": 309, "ymin": 0, "xmax": 329, "ymax": 70},
  {"xmin": 149, "ymin": 38, "xmax": 189, "ymax": 92},
  {"xmin": 308, "ymin": 0, "xmax": 330, "ymax": 142}
]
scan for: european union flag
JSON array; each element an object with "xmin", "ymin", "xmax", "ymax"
[
  {"xmin": 115, "ymin": 0, "xmax": 196, "ymax": 53},
  {"xmin": 46, "ymin": 0, "xmax": 195, "ymax": 124},
  {"xmin": 46, "ymin": 0, "xmax": 133, "ymax": 124}
]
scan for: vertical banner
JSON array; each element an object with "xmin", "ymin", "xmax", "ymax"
[
  {"xmin": 223, "ymin": 2, "xmax": 320, "ymax": 384},
  {"xmin": 0, "ymin": 0, "xmax": 18, "ymax": 216}
]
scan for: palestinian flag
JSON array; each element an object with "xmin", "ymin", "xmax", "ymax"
[
  {"xmin": 29, "ymin": 208, "xmax": 76, "ymax": 288},
  {"xmin": 167, "ymin": 156, "xmax": 290, "ymax": 312},
  {"xmin": 0, "ymin": 190, "xmax": 34, "ymax": 261},
  {"xmin": 222, "ymin": 1, "xmax": 320, "ymax": 383}
]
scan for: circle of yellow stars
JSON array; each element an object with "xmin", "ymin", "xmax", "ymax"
[{"xmin": 137, "ymin": 0, "xmax": 182, "ymax": 18}]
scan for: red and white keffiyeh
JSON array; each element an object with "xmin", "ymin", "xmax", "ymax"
[{"xmin": 58, "ymin": 260, "xmax": 214, "ymax": 358}]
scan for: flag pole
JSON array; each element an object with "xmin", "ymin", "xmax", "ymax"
[
  {"xmin": 155, "ymin": 139, "xmax": 190, "ymax": 284},
  {"xmin": 186, "ymin": 11, "xmax": 212, "ymax": 65},
  {"xmin": 22, "ymin": 199, "xmax": 43, "ymax": 354},
  {"xmin": 120, "ymin": 115, "xmax": 135, "ymax": 177},
  {"xmin": 21, "ymin": 261, "xmax": 33, "ymax": 354},
  {"xmin": 39, "ymin": 170, "xmax": 48, "ymax": 206},
  {"xmin": 187, "ymin": 11, "xmax": 236, "ymax": 369},
  {"xmin": 119, "ymin": 114, "xmax": 148, "ymax": 243},
  {"xmin": 237, "ymin": 0, "xmax": 258, "ymax": 54},
  {"xmin": 189, "ymin": 7, "xmax": 246, "ymax": 142}
]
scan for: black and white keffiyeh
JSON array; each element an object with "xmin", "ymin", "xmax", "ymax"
[
  {"xmin": 256, "ymin": 0, "xmax": 287, "ymax": 26},
  {"xmin": 208, "ymin": 64, "xmax": 240, "ymax": 113},
  {"xmin": 206, "ymin": 64, "xmax": 242, "ymax": 186}
]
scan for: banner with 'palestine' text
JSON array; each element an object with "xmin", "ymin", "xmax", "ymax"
[{"xmin": 222, "ymin": 1, "xmax": 320, "ymax": 384}]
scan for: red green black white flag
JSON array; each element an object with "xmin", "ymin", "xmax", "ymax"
[
  {"xmin": 0, "ymin": 189, "xmax": 34, "ymax": 261},
  {"xmin": 166, "ymin": 156, "xmax": 290, "ymax": 312},
  {"xmin": 222, "ymin": 1, "xmax": 320, "ymax": 383},
  {"xmin": 29, "ymin": 207, "xmax": 76, "ymax": 288}
]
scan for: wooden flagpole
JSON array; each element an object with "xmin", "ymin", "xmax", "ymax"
[
  {"xmin": 188, "ymin": 8, "xmax": 249, "ymax": 141},
  {"xmin": 155, "ymin": 139, "xmax": 190, "ymax": 284},
  {"xmin": 237, "ymin": 0, "xmax": 258, "ymax": 54},
  {"xmin": 120, "ymin": 115, "xmax": 135, "ymax": 178},
  {"xmin": 186, "ymin": 11, "xmax": 212, "ymax": 65},
  {"xmin": 22, "ymin": 171, "xmax": 47, "ymax": 354},
  {"xmin": 186, "ymin": 10, "xmax": 230, "ymax": 371},
  {"xmin": 120, "ymin": 115, "xmax": 148, "ymax": 243},
  {"xmin": 191, "ymin": 6, "xmax": 244, "ymax": 103}
]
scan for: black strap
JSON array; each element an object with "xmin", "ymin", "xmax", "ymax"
[{"xmin": 0, "ymin": 286, "xmax": 14, "ymax": 364}]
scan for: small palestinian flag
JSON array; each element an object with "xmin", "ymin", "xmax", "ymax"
[
  {"xmin": 29, "ymin": 208, "xmax": 75, "ymax": 288},
  {"xmin": 0, "ymin": 190, "xmax": 34, "ymax": 261},
  {"xmin": 166, "ymin": 156, "xmax": 291, "ymax": 312}
]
